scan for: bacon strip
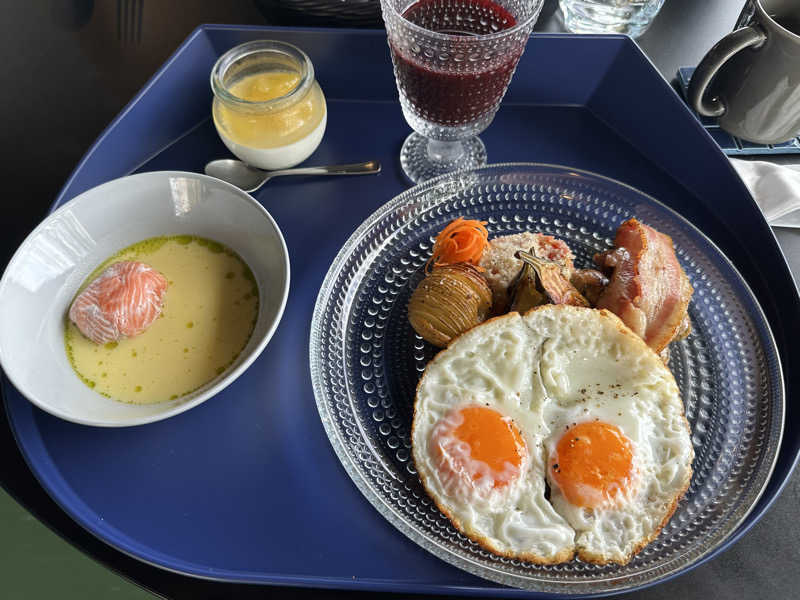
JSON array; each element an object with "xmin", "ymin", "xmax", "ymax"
[{"xmin": 594, "ymin": 219, "xmax": 693, "ymax": 353}]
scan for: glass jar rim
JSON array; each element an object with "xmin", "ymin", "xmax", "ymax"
[
  {"xmin": 380, "ymin": 0, "xmax": 543, "ymax": 42},
  {"xmin": 210, "ymin": 40, "xmax": 315, "ymax": 110}
]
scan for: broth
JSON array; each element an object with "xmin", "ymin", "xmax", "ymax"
[{"xmin": 65, "ymin": 235, "xmax": 259, "ymax": 404}]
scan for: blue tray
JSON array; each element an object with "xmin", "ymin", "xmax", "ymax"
[{"xmin": 3, "ymin": 25, "xmax": 799, "ymax": 597}]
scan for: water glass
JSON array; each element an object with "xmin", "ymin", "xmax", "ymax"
[{"xmin": 559, "ymin": 0, "xmax": 666, "ymax": 38}]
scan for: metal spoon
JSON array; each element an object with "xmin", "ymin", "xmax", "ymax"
[{"xmin": 204, "ymin": 159, "xmax": 381, "ymax": 193}]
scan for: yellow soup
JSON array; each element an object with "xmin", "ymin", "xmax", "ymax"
[{"xmin": 65, "ymin": 236, "xmax": 259, "ymax": 404}]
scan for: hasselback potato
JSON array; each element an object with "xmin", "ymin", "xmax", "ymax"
[{"xmin": 408, "ymin": 263, "xmax": 492, "ymax": 347}]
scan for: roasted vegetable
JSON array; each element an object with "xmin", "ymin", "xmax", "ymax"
[
  {"xmin": 408, "ymin": 263, "xmax": 492, "ymax": 347},
  {"xmin": 506, "ymin": 253, "xmax": 547, "ymax": 314},
  {"xmin": 507, "ymin": 250, "xmax": 590, "ymax": 311},
  {"xmin": 570, "ymin": 268, "xmax": 609, "ymax": 306},
  {"xmin": 427, "ymin": 218, "xmax": 490, "ymax": 271}
]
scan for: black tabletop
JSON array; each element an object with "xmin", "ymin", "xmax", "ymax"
[{"xmin": 3, "ymin": 1, "xmax": 798, "ymax": 599}]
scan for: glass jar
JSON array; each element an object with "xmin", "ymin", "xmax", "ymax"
[{"xmin": 211, "ymin": 40, "xmax": 327, "ymax": 170}]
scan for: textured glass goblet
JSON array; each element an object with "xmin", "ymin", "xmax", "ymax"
[{"xmin": 380, "ymin": 0, "xmax": 543, "ymax": 183}]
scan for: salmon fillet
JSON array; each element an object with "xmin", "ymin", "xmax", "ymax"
[{"xmin": 69, "ymin": 261, "xmax": 168, "ymax": 345}]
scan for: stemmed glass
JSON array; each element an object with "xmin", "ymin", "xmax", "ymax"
[{"xmin": 380, "ymin": 0, "xmax": 544, "ymax": 183}]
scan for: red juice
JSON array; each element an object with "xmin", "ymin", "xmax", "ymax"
[{"xmin": 392, "ymin": 0, "xmax": 521, "ymax": 126}]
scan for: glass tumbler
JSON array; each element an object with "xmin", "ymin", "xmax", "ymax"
[
  {"xmin": 380, "ymin": 0, "xmax": 544, "ymax": 183},
  {"xmin": 559, "ymin": 0, "xmax": 666, "ymax": 38}
]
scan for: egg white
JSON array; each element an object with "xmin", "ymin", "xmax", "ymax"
[
  {"xmin": 533, "ymin": 306, "xmax": 694, "ymax": 564},
  {"xmin": 413, "ymin": 313, "xmax": 576, "ymax": 563},
  {"xmin": 412, "ymin": 305, "xmax": 694, "ymax": 565}
]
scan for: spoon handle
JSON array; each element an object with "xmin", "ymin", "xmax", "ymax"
[{"xmin": 265, "ymin": 160, "xmax": 381, "ymax": 179}]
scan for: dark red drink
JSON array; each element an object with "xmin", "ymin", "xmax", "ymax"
[{"xmin": 391, "ymin": 0, "xmax": 521, "ymax": 126}]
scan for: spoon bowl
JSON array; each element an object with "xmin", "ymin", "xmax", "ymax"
[{"xmin": 205, "ymin": 159, "xmax": 381, "ymax": 193}]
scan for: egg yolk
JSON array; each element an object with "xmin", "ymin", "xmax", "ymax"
[
  {"xmin": 550, "ymin": 421, "xmax": 633, "ymax": 508},
  {"xmin": 435, "ymin": 405, "xmax": 526, "ymax": 488}
]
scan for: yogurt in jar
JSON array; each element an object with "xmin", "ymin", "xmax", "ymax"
[{"xmin": 211, "ymin": 41, "xmax": 327, "ymax": 171}]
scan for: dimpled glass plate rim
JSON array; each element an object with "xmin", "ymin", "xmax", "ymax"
[{"xmin": 309, "ymin": 163, "xmax": 784, "ymax": 595}]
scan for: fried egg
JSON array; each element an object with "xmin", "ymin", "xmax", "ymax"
[{"xmin": 412, "ymin": 305, "xmax": 693, "ymax": 565}]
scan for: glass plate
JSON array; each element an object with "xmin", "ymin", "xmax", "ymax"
[{"xmin": 309, "ymin": 164, "xmax": 784, "ymax": 594}]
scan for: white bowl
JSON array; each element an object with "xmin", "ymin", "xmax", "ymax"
[{"xmin": 0, "ymin": 171, "xmax": 290, "ymax": 427}]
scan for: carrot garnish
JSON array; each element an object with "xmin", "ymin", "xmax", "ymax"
[{"xmin": 427, "ymin": 217, "xmax": 490, "ymax": 271}]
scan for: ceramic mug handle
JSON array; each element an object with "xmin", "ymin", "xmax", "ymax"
[{"xmin": 687, "ymin": 26, "xmax": 767, "ymax": 117}]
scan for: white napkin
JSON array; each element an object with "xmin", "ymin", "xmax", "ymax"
[{"xmin": 730, "ymin": 158, "xmax": 800, "ymax": 228}]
